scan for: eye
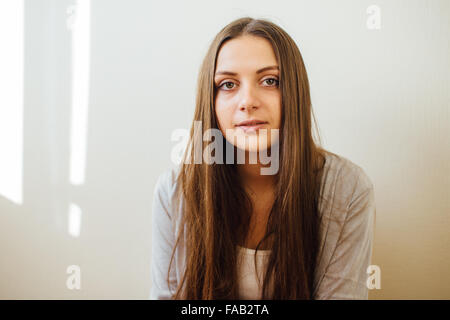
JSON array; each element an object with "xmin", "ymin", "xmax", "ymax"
[
  {"xmin": 262, "ymin": 77, "xmax": 279, "ymax": 87},
  {"xmin": 216, "ymin": 77, "xmax": 279, "ymax": 91},
  {"xmin": 218, "ymin": 81, "xmax": 236, "ymax": 91}
]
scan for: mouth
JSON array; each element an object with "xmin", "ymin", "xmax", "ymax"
[
  {"xmin": 236, "ymin": 119, "xmax": 268, "ymax": 126},
  {"xmin": 236, "ymin": 120, "xmax": 268, "ymax": 133}
]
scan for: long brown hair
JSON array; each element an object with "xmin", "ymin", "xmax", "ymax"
[{"xmin": 168, "ymin": 17, "xmax": 329, "ymax": 299}]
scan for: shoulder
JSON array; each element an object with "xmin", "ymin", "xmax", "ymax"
[
  {"xmin": 323, "ymin": 151, "xmax": 373, "ymax": 191},
  {"xmin": 319, "ymin": 151, "xmax": 374, "ymax": 219},
  {"xmin": 152, "ymin": 164, "xmax": 183, "ymax": 222},
  {"xmin": 154, "ymin": 165, "xmax": 181, "ymax": 196}
]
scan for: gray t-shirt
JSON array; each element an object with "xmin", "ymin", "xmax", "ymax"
[{"xmin": 149, "ymin": 151, "xmax": 376, "ymax": 299}]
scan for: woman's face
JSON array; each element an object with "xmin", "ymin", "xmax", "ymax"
[{"xmin": 214, "ymin": 35, "xmax": 281, "ymax": 153}]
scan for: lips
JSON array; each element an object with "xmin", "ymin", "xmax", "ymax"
[
  {"xmin": 236, "ymin": 119, "xmax": 268, "ymax": 133},
  {"xmin": 236, "ymin": 119, "xmax": 268, "ymax": 127}
]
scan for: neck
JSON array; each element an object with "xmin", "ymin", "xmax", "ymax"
[{"xmin": 236, "ymin": 151, "xmax": 277, "ymax": 194}]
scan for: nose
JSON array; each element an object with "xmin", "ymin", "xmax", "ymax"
[
  {"xmin": 238, "ymin": 83, "xmax": 260, "ymax": 111},
  {"xmin": 240, "ymin": 104, "xmax": 257, "ymax": 111}
]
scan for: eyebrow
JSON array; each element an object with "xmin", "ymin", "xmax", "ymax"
[{"xmin": 215, "ymin": 65, "xmax": 279, "ymax": 76}]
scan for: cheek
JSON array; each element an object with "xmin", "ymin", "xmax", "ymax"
[
  {"xmin": 269, "ymin": 96, "xmax": 282, "ymax": 128},
  {"xmin": 214, "ymin": 97, "xmax": 221, "ymax": 126},
  {"xmin": 275, "ymin": 104, "xmax": 282, "ymax": 127},
  {"xmin": 215, "ymin": 100, "xmax": 233, "ymax": 129},
  {"xmin": 276, "ymin": 95, "xmax": 282, "ymax": 127}
]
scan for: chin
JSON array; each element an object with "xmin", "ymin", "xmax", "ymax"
[
  {"xmin": 223, "ymin": 128, "xmax": 277, "ymax": 154},
  {"xmin": 235, "ymin": 136, "xmax": 271, "ymax": 153}
]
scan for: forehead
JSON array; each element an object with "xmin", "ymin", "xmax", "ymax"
[{"xmin": 215, "ymin": 35, "xmax": 278, "ymax": 71}]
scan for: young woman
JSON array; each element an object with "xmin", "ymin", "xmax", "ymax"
[{"xmin": 150, "ymin": 17, "xmax": 376, "ymax": 300}]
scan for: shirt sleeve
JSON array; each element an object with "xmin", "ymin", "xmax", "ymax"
[
  {"xmin": 149, "ymin": 171, "xmax": 178, "ymax": 299},
  {"xmin": 314, "ymin": 175, "xmax": 376, "ymax": 300}
]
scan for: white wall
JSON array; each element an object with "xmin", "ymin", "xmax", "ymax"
[{"xmin": 0, "ymin": 0, "xmax": 448, "ymax": 299}]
